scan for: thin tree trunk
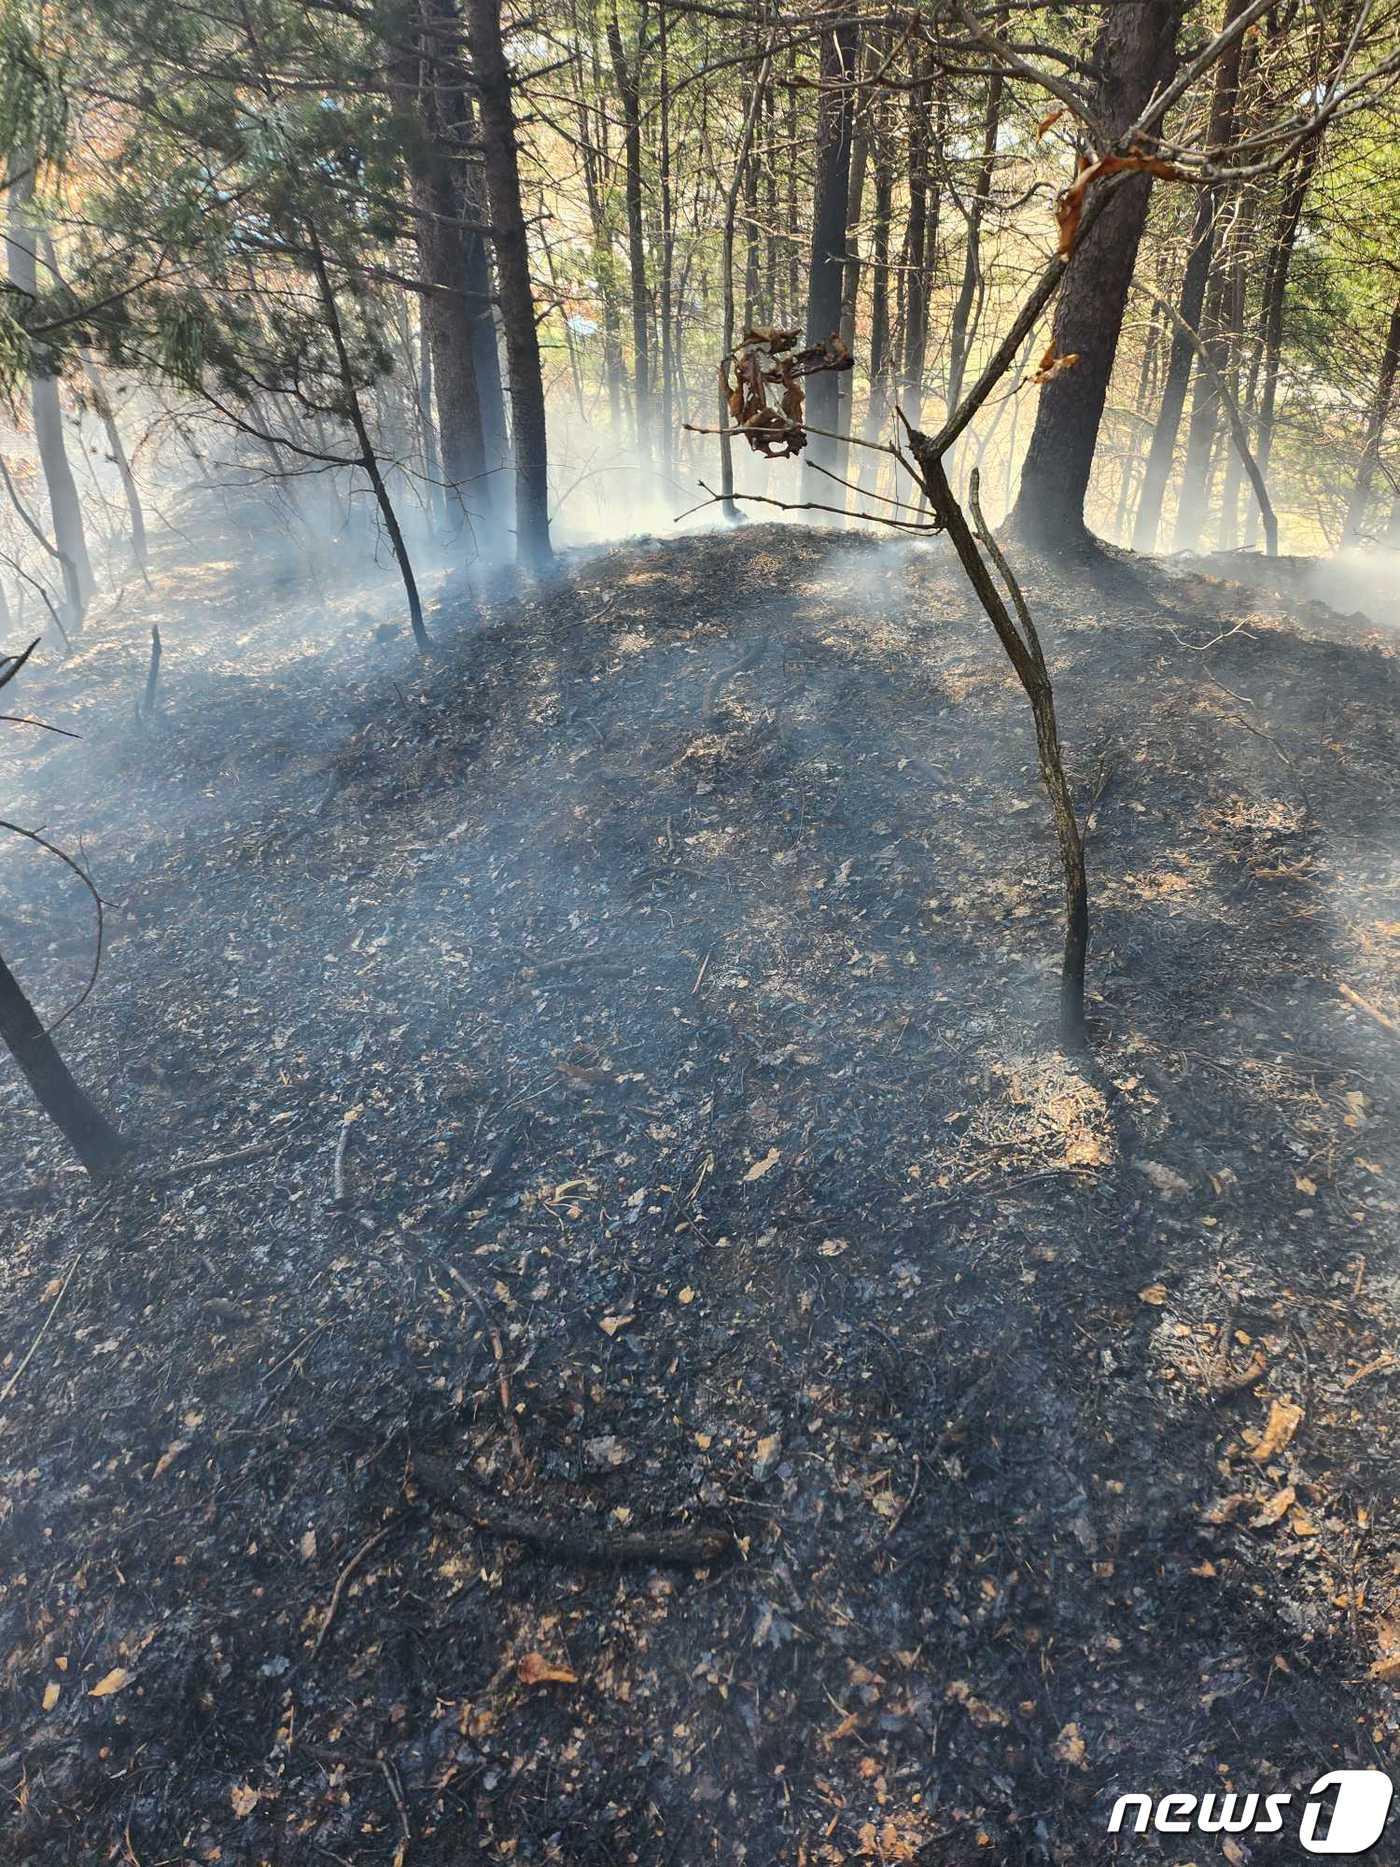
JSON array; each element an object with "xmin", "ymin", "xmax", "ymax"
[
  {"xmin": 946, "ymin": 69, "xmax": 1003, "ymax": 415},
  {"xmin": 802, "ymin": 17, "xmax": 857, "ymax": 489},
  {"xmin": 1244, "ymin": 144, "xmax": 1317, "ymax": 548},
  {"xmin": 762, "ymin": 73, "xmax": 778, "ymax": 314},
  {"xmin": 1132, "ymin": 278, "xmax": 1276, "ymax": 555},
  {"xmin": 916, "ymin": 455, "xmax": 1088, "ymax": 1050},
  {"xmin": 1216, "ymin": 195, "xmax": 1254, "ymax": 549},
  {"xmin": 1240, "ymin": 0, "xmax": 1361, "ymax": 554},
  {"xmin": 453, "ymin": 92, "xmax": 512, "ymax": 509},
  {"xmin": 836, "ymin": 97, "xmax": 869, "ymax": 486},
  {"xmin": 718, "ymin": 51, "xmax": 772, "ymax": 517},
  {"xmin": 608, "ymin": 11, "xmax": 652, "ymax": 466},
  {"xmin": 1113, "ymin": 298, "xmax": 1166, "ymax": 539},
  {"xmin": 784, "ymin": 45, "xmax": 800, "ymax": 317},
  {"xmin": 306, "ymin": 223, "xmax": 430, "ymax": 650},
  {"xmin": 570, "ymin": 0, "xmax": 624, "ymax": 436},
  {"xmin": 6, "ymin": 153, "xmax": 95, "ymax": 628},
  {"xmin": 1132, "ymin": 0, "xmax": 1249, "ymax": 552},
  {"xmin": 464, "ymin": 0, "xmax": 552, "ymax": 569},
  {"xmin": 900, "ymin": 54, "xmax": 933, "ymax": 426},
  {"xmin": 1341, "ymin": 295, "xmax": 1400, "ymax": 547},
  {"xmin": 80, "ymin": 359, "xmax": 147, "ymax": 573},
  {"xmin": 743, "ymin": 142, "xmax": 760, "ymax": 331},
  {"xmin": 839, "ymin": 104, "xmax": 869, "ymax": 348},
  {"xmin": 0, "ymin": 948, "xmax": 125, "ymax": 1175},
  {"xmin": 1174, "ymin": 212, "xmax": 1240, "ymax": 550},
  {"xmin": 410, "ymin": 164, "xmax": 486, "ymax": 538},
  {"xmin": 658, "ymin": 0, "xmax": 675, "ymax": 474},
  {"xmin": 1011, "ymin": 1, "xmax": 1184, "ymax": 551},
  {"xmin": 860, "ymin": 88, "xmax": 893, "ymax": 491},
  {"xmin": 416, "ymin": 293, "xmax": 446, "ymax": 526}
]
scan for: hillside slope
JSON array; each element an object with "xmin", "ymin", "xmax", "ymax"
[{"xmin": 2, "ymin": 525, "xmax": 1398, "ymax": 1863}]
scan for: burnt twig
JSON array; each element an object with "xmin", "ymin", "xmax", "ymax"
[
  {"xmin": 0, "ymin": 1251, "xmax": 84, "ymax": 1405},
  {"xmin": 411, "ymin": 1451, "xmax": 732, "ymax": 1566},
  {"xmin": 310, "ymin": 1522, "xmax": 396, "ymax": 1659}
]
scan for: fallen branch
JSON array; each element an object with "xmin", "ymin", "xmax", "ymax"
[
  {"xmin": 1339, "ymin": 982, "xmax": 1400, "ymax": 1039},
  {"xmin": 310, "ymin": 1522, "xmax": 396, "ymax": 1658},
  {"xmin": 2, "ymin": 1140, "xmax": 288, "ymax": 1205},
  {"xmin": 0, "ymin": 1251, "xmax": 84, "ymax": 1404},
  {"xmin": 144, "ymin": 1142, "xmax": 286, "ymax": 1188},
  {"xmin": 411, "ymin": 1451, "xmax": 732, "ymax": 1566},
  {"xmin": 922, "ymin": 1165, "xmax": 1102, "ymax": 1216},
  {"xmin": 380, "ymin": 1757, "xmax": 411, "ymax": 1867},
  {"xmin": 331, "ymin": 1112, "xmax": 356, "ymax": 1209}
]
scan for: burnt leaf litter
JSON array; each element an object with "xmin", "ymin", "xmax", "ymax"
[{"xmin": 0, "ymin": 522, "xmax": 1398, "ymax": 1863}]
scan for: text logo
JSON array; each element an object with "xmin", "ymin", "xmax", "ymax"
[{"xmin": 1107, "ymin": 1771, "xmax": 1393, "ymax": 1855}]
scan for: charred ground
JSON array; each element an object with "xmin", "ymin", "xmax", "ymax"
[{"xmin": 1, "ymin": 522, "xmax": 1398, "ymax": 1864}]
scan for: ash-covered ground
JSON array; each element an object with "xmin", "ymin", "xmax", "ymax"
[{"xmin": 1, "ymin": 521, "xmax": 1398, "ymax": 1864}]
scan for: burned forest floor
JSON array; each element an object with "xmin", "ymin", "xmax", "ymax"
[{"xmin": 2, "ymin": 516, "xmax": 1399, "ymax": 1865}]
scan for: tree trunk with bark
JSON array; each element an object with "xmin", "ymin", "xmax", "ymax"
[
  {"xmin": 1342, "ymin": 295, "xmax": 1400, "ymax": 547},
  {"xmin": 81, "ymin": 359, "xmax": 147, "ymax": 573},
  {"xmin": 0, "ymin": 946, "xmax": 126, "ymax": 1175},
  {"xmin": 1243, "ymin": 140, "xmax": 1319, "ymax": 548},
  {"xmin": 464, "ymin": 0, "xmax": 552, "ymax": 568},
  {"xmin": 802, "ymin": 17, "xmax": 857, "ymax": 486},
  {"xmin": 408, "ymin": 145, "xmax": 487, "ymax": 538},
  {"xmin": 899, "ymin": 55, "xmax": 934, "ymax": 427},
  {"xmin": 1011, "ymin": 1, "xmax": 1184, "ymax": 552},
  {"xmin": 946, "ymin": 69, "xmax": 1003, "ymax": 416},
  {"xmin": 6, "ymin": 153, "xmax": 95, "ymax": 628},
  {"xmin": 860, "ymin": 90, "xmax": 893, "ymax": 490},
  {"xmin": 306, "ymin": 224, "xmax": 430, "ymax": 650},
  {"xmin": 1132, "ymin": 0, "xmax": 1249, "ymax": 552},
  {"xmin": 657, "ymin": 0, "xmax": 676, "ymax": 471},
  {"xmin": 608, "ymin": 11, "xmax": 652, "ymax": 466}
]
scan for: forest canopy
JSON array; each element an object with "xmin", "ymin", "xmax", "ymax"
[{"xmin": 1, "ymin": 0, "xmax": 1398, "ymax": 600}]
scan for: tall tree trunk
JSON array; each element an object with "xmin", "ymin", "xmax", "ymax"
[
  {"xmin": 1175, "ymin": 185, "xmax": 1255, "ymax": 551},
  {"xmin": 1011, "ymin": 1, "xmax": 1184, "ymax": 552},
  {"xmin": 742, "ymin": 144, "xmax": 760, "ymax": 331},
  {"xmin": 5, "ymin": 153, "xmax": 95, "ymax": 628},
  {"xmin": 387, "ymin": 0, "xmax": 491, "ymax": 539},
  {"xmin": 946, "ymin": 69, "xmax": 1003, "ymax": 415},
  {"xmin": 410, "ymin": 164, "xmax": 487, "ymax": 538},
  {"xmin": 836, "ymin": 98, "xmax": 869, "ymax": 486},
  {"xmin": 899, "ymin": 55, "xmax": 933, "ymax": 425},
  {"xmin": 464, "ymin": 0, "xmax": 552, "ymax": 568},
  {"xmin": 861, "ymin": 89, "xmax": 894, "ymax": 488},
  {"xmin": 658, "ymin": 0, "xmax": 676, "ymax": 473},
  {"xmin": 608, "ymin": 11, "xmax": 652, "ymax": 466},
  {"xmin": 1132, "ymin": 0, "xmax": 1249, "ymax": 552},
  {"xmin": 1240, "ymin": 0, "xmax": 1363, "ymax": 546},
  {"xmin": 1213, "ymin": 180, "xmax": 1255, "ymax": 548},
  {"xmin": 802, "ymin": 17, "xmax": 857, "ymax": 488},
  {"xmin": 306, "ymin": 224, "xmax": 430, "ymax": 650},
  {"xmin": 718, "ymin": 51, "xmax": 772, "ymax": 518},
  {"xmin": 762, "ymin": 72, "xmax": 778, "ymax": 314},
  {"xmin": 0, "ymin": 948, "xmax": 125, "ymax": 1175},
  {"xmin": 427, "ymin": 0, "xmax": 510, "ymax": 514},
  {"xmin": 1242, "ymin": 140, "xmax": 1319, "ymax": 549},
  {"xmin": 416, "ymin": 289, "xmax": 447, "ymax": 526},
  {"xmin": 456, "ymin": 104, "xmax": 511, "ymax": 505},
  {"xmin": 1113, "ymin": 296, "xmax": 1167, "ymax": 539},
  {"xmin": 839, "ymin": 105, "xmax": 869, "ymax": 349},
  {"xmin": 784, "ymin": 45, "xmax": 800, "ymax": 317},
  {"xmin": 1341, "ymin": 295, "xmax": 1400, "ymax": 548},
  {"xmin": 80, "ymin": 358, "xmax": 147, "ymax": 573}
]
